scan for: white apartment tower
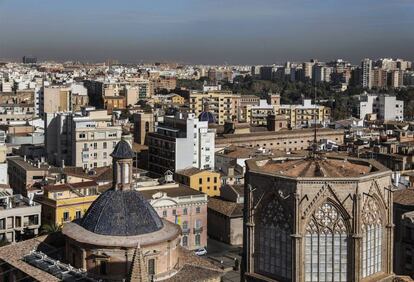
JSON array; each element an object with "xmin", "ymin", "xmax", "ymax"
[
  {"xmin": 147, "ymin": 113, "xmax": 215, "ymax": 176},
  {"xmin": 362, "ymin": 58, "xmax": 373, "ymax": 89}
]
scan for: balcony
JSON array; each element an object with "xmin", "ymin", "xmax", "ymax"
[
  {"xmin": 182, "ymin": 228, "xmax": 190, "ymax": 235},
  {"xmin": 193, "ymin": 227, "xmax": 203, "ymax": 234}
]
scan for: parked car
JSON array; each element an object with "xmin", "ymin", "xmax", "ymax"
[{"xmin": 194, "ymin": 247, "xmax": 207, "ymax": 256}]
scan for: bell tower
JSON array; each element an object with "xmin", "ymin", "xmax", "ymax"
[{"xmin": 111, "ymin": 139, "xmax": 135, "ymax": 191}]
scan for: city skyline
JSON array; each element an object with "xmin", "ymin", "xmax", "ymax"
[{"xmin": 0, "ymin": 0, "xmax": 413, "ymax": 64}]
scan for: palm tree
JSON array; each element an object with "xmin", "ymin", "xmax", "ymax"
[{"xmin": 41, "ymin": 223, "xmax": 62, "ymax": 235}]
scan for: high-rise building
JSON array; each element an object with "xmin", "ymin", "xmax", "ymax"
[
  {"xmin": 372, "ymin": 68, "xmax": 388, "ymax": 88},
  {"xmin": 243, "ymin": 155, "xmax": 394, "ymax": 281},
  {"xmin": 40, "ymin": 86, "xmax": 72, "ymax": 116},
  {"xmin": 45, "ymin": 107, "xmax": 123, "ymax": 168},
  {"xmin": 147, "ymin": 113, "xmax": 215, "ymax": 176},
  {"xmin": 362, "ymin": 58, "xmax": 373, "ymax": 89},
  {"xmin": 22, "ymin": 56, "xmax": 37, "ymax": 64},
  {"xmin": 189, "ymin": 90, "xmax": 241, "ymax": 125}
]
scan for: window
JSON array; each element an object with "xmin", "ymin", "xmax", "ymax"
[
  {"xmin": 100, "ymin": 261, "xmax": 107, "ymax": 275},
  {"xmin": 103, "ymin": 142, "xmax": 107, "ymax": 149},
  {"xmin": 162, "ymin": 210, "xmax": 167, "ymax": 217},
  {"xmin": 196, "ymin": 207, "xmax": 201, "ymax": 214},
  {"xmin": 63, "ymin": 212, "xmax": 70, "ymax": 222},
  {"xmin": 199, "ymin": 178, "xmax": 202, "ymax": 185},
  {"xmin": 103, "ymin": 152, "xmax": 107, "ymax": 159},
  {"xmin": 172, "ymin": 209, "xmax": 176, "ymax": 216},
  {"xmin": 148, "ymin": 259, "xmax": 155, "ymax": 275},
  {"xmin": 75, "ymin": 210, "xmax": 81, "ymax": 219},
  {"xmin": 214, "ymin": 177, "xmax": 217, "ymax": 183},
  {"xmin": 361, "ymin": 197, "xmax": 382, "ymax": 278},
  {"xmin": 182, "ymin": 221, "xmax": 188, "ymax": 230},
  {"xmin": 93, "ymin": 143, "xmax": 97, "ymax": 149},
  {"xmin": 256, "ymin": 195, "xmax": 292, "ymax": 280},
  {"xmin": 305, "ymin": 202, "xmax": 347, "ymax": 282},
  {"xmin": 182, "ymin": 236, "xmax": 188, "ymax": 247},
  {"xmin": 183, "ymin": 208, "xmax": 188, "ymax": 215},
  {"xmin": 195, "ymin": 234, "xmax": 201, "ymax": 246},
  {"xmin": 207, "ymin": 177, "xmax": 210, "ymax": 182},
  {"xmin": 79, "ymin": 133, "xmax": 86, "ymax": 138}
]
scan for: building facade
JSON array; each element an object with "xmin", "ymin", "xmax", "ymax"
[
  {"xmin": 243, "ymin": 155, "xmax": 394, "ymax": 282},
  {"xmin": 189, "ymin": 90, "xmax": 241, "ymax": 125},
  {"xmin": 148, "ymin": 113, "xmax": 215, "ymax": 176},
  {"xmin": 174, "ymin": 168, "xmax": 221, "ymax": 197},
  {"xmin": 45, "ymin": 108, "xmax": 123, "ymax": 168}
]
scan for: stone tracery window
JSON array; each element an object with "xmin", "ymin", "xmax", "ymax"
[
  {"xmin": 255, "ymin": 194, "xmax": 292, "ymax": 280},
  {"xmin": 361, "ymin": 196, "xmax": 382, "ymax": 278},
  {"xmin": 305, "ymin": 202, "xmax": 348, "ymax": 282}
]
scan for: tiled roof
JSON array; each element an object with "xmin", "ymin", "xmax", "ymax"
[
  {"xmin": 0, "ymin": 236, "xmax": 59, "ymax": 281},
  {"xmin": 249, "ymin": 156, "xmax": 384, "ymax": 178},
  {"xmin": 111, "ymin": 139, "xmax": 135, "ymax": 159},
  {"xmin": 139, "ymin": 185, "xmax": 204, "ymax": 199},
  {"xmin": 44, "ymin": 180, "xmax": 98, "ymax": 192},
  {"xmin": 81, "ymin": 189, "xmax": 163, "ymax": 236},
  {"xmin": 394, "ymin": 188, "xmax": 414, "ymax": 206},
  {"xmin": 208, "ymin": 197, "xmax": 243, "ymax": 218}
]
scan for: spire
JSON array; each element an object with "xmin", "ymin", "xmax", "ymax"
[{"xmin": 129, "ymin": 244, "xmax": 148, "ymax": 282}]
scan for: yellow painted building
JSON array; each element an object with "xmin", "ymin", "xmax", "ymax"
[
  {"xmin": 174, "ymin": 168, "xmax": 221, "ymax": 197},
  {"xmin": 37, "ymin": 181, "xmax": 99, "ymax": 226}
]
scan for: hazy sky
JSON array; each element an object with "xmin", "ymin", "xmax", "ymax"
[{"xmin": 0, "ymin": 0, "xmax": 413, "ymax": 64}]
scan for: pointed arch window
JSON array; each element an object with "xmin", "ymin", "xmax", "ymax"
[
  {"xmin": 305, "ymin": 202, "xmax": 348, "ymax": 282},
  {"xmin": 361, "ymin": 196, "xmax": 382, "ymax": 277},
  {"xmin": 255, "ymin": 194, "xmax": 292, "ymax": 280}
]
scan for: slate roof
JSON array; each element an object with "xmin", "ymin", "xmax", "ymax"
[
  {"xmin": 111, "ymin": 139, "xmax": 135, "ymax": 159},
  {"xmin": 80, "ymin": 189, "xmax": 163, "ymax": 236}
]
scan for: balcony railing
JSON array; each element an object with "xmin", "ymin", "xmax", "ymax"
[{"xmin": 182, "ymin": 228, "xmax": 190, "ymax": 235}]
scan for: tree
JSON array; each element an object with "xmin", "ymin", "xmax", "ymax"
[{"xmin": 41, "ymin": 223, "xmax": 62, "ymax": 235}]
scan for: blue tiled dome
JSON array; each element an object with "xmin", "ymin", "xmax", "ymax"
[
  {"xmin": 199, "ymin": 111, "xmax": 216, "ymax": 124},
  {"xmin": 80, "ymin": 189, "xmax": 163, "ymax": 236}
]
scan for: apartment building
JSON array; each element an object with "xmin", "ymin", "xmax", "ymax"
[
  {"xmin": 359, "ymin": 93, "xmax": 404, "ymax": 121},
  {"xmin": 7, "ymin": 157, "xmax": 50, "ymax": 196},
  {"xmin": 278, "ymin": 99, "xmax": 331, "ymax": 128},
  {"xmin": 37, "ymin": 180, "xmax": 99, "ymax": 226},
  {"xmin": 148, "ymin": 113, "xmax": 215, "ymax": 176},
  {"xmin": 0, "ymin": 188, "xmax": 41, "ymax": 243},
  {"xmin": 174, "ymin": 167, "xmax": 221, "ymax": 197},
  {"xmin": 189, "ymin": 90, "xmax": 241, "ymax": 125},
  {"xmin": 45, "ymin": 107, "xmax": 123, "ymax": 168},
  {"xmin": 40, "ymin": 86, "xmax": 71, "ymax": 116}
]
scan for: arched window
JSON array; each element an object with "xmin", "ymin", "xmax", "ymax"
[
  {"xmin": 195, "ymin": 234, "xmax": 201, "ymax": 246},
  {"xmin": 361, "ymin": 197, "xmax": 382, "ymax": 278},
  {"xmin": 255, "ymin": 194, "xmax": 292, "ymax": 280},
  {"xmin": 305, "ymin": 202, "xmax": 348, "ymax": 282},
  {"xmin": 182, "ymin": 236, "xmax": 188, "ymax": 247}
]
